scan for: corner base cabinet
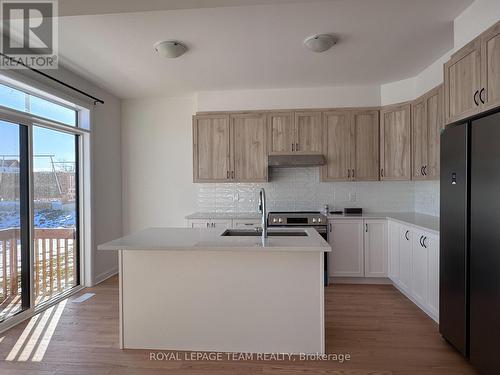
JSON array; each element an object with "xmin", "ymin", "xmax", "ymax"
[{"xmin": 388, "ymin": 220, "xmax": 439, "ymax": 322}]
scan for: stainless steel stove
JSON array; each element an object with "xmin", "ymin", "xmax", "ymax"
[{"xmin": 267, "ymin": 211, "xmax": 329, "ymax": 285}]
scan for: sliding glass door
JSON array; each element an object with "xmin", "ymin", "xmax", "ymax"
[
  {"xmin": 0, "ymin": 121, "xmax": 80, "ymax": 322},
  {"xmin": 33, "ymin": 126, "xmax": 79, "ymax": 306},
  {"xmin": 0, "ymin": 120, "xmax": 30, "ymax": 321}
]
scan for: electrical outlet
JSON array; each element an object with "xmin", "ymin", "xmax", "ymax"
[{"xmin": 348, "ymin": 192, "xmax": 357, "ymax": 202}]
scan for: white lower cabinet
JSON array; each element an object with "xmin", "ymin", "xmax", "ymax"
[
  {"xmin": 232, "ymin": 219, "xmax": 261, "ymax": 229},
  {"xmin": 364, "ymin": 220, "xmax": 388, "ymax": 277},
  {"xmin": 187, "ymin": 219, "xmax": 232, "ymax": 229},
  {"xmin": 426, "ymin": 235, "xmax": 440, "ymax": 319},
  {"xmin": 411, "ymin": 229, "xmax": 428, "ymax": 307},
  {"xmin": 328, "ymin": 219, "xmax": 387, "ymax": 278},
  {"xmin": 388, "ymin": 220, "xmax": 439, "ymax": 322},
  {"xmin": 388, "ymin": 221, "xmax": 400, "ymax": 281},
  {"xmin": 398, "ymin": 225, "xmax": 412, "ymax": 293},
  {"xmin": 328, "ymin": 220, "xmax": 364, "ymax": 277}
]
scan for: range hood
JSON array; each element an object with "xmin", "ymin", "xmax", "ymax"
[{"xmin": 268, "ymin": 153, "xmax": 326, "ymax": 167}]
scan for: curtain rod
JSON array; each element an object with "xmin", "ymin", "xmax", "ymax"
[{"xmin": 0, "ymin": 53, "xmax": 105, "ymax": 105}]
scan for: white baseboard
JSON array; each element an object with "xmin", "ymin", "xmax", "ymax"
[
  {"xmin": 94, "ymin": 266, "xmax": 119, "ymax": 286},
  {"xmin": 330, "ymin": 277, "xmax": 392, "ymax": 285},
  {"xmin": 392, "ymin": 282, "xmax": 439, "ymax": 324}
]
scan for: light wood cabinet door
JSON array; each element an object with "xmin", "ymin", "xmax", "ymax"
[
  {"xmin": 352, "ymin": 110, "xmax": 379, "ymax": 181},
  {"xmin": 411, "ymin": 98, "xmax": 428, "ymax": 180},
  {"xmin": 321, "ymin": 111, "xmax": 352, "ymax": 181},
  {"xmin": 364, "ymin": 220, "xmax": 388, "ymax": 278},
  {"xmin": 425, "ymin": 86, "xmax": 444, "ymax": 179},
  {"xmin": 231, "ymin": 113, "xmax": 267, "ymax": 182},
  {"xmin": 193, "ymin": 114, "xmax": 231, "ymax": 182},
  {"xmin": 444, "ymin": 38, "xmax": 482, "ymax": 124},
  {"xmin": 328, "ymin": 220, "xmax": 364, "ymax": 277},
  {"xmin": 295, "ymin": 111, "xmax": 322, "ymax": 152},
  {"xmin": 481, "ymin": 21, "xmax": 500, "ymax": 112},
  {"xmin": 380, "ymin": 104, "xmax": 411, "ymax": 181},
  {"xmin": 412, "ymin": 86, "xmax": 444, "ymax": 180},
  {"xmin": 268, "ymin": 112, "xmax": 294, "ymax": 153}
]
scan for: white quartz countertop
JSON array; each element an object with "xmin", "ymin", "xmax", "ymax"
[
  {"xmin": 185, "ymin": 212, "xmax": 261, "ymax": 220},
  {"xmin": 327, "ymin": 212, "xmax": 439, "ymax": 234},
  {"xmin": 98, "ymin": 227, "xmax": 331, "ymax": 252}
]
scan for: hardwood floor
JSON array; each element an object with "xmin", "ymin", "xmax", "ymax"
[{"xmin": 0, "ymin": 276, "xmax": 476, "ymax": 374}]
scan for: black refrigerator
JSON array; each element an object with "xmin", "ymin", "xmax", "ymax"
[{"xmin": 440, "ymin": 110, "xmax": 500, "ymax": 375}]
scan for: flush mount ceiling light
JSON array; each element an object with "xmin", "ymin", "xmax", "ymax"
[
  {"xmin": 303, "ymin": 34, "xmax": 337, "ymax": 53},
  {"xmin": 154, "ymin": 40, "xmax": 188, "ymax": 58}
]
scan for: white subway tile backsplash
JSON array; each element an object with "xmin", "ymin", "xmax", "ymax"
[
  {"xmin": 196, "ymin": 167, "xmax": 432, "ymax": 214},
  {"xmin": 414, "ymin": 181, "xmax": 440, "ymax": 216}
]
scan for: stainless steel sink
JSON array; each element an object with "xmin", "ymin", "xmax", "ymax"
[{"xmin": 221, "ymin": 229, "xmax": 308, "ymax": 237}]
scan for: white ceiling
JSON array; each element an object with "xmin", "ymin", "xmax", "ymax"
[{"xmin": 57, "ymin": 0, "xmax": 474, "ymax": 99}]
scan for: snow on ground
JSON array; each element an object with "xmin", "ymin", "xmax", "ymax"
[{"xmin": 0, "ymin": 201, "xmax": 76, "ymax": 229}]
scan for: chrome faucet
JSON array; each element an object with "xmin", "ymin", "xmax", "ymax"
[{"xmin": 258, "ymin": 188, "xmax": 268, "ymax": 238}]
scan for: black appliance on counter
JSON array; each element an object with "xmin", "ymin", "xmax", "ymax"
[
  {"xmin": 268, "ymin": 211, "xmax": 329, "ymax": 285},
  {"xmin": 440, "ymin": 110, "xmax": 500, "ymax": 374}
]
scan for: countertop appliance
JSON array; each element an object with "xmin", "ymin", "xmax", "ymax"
[
  {"xmin": 440, "ymin": 110, "xmax": 500, "ymax": 374},
  {"xmin": 268, "ymin": 211, "xmax": 329, "ymax": 285}
]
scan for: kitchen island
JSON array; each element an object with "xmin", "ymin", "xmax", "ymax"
[{"xmin": 98, "ymin": 227, "xmax": 331, "ymax": 354}]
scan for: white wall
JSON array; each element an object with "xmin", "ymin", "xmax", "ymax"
[
  {"xmin": 121, "ymin": 0, "xmax": 500, "ymax": 227},
  {"xmin": 4, "ymin": 65, "xmax": 123, "ymax": 285},
  {"xmin": 121, "ymin": 96, "xmax": 197, "ymax": 234},
  {"xmin": 454, "ymin": 0, "xmax": 500, "ymax": 50},
  {"xmin": 196, "ymin": 85, "xmax": 381, "ymax": 112}
]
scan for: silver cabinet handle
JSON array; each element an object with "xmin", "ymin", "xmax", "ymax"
[
  {"xmin": 231, "ymin": 171, "xmax": 235, "ymax": 179},
  {"xmin": 329, "ymin": 223, "xmax": 332, "ymax": 232},
  {"xmin": 348, "ymin": 169, "xmax": 351, "ymax": 178},
  {"xmin": 292, "ymin": 143, "xmax": 295, "ymax": 152},
  {"xmin": 227, "ymin": 171, "xmax": 230, "ymax": 179},
  {"xmin": 365, "ymin": 223, "xmax": 368, "ymax": 233},
  {"xmin": 296, "ymin": 143, "xmax": 299, "ymax": 151},
  {"xmin": 405, "ymin": 230, "xmax": 409, "ymax": 241},
  {"xmin": 352, "ymin": 169, "xmax": 355, "ymax": 179},
  {"xmin": 206, "ymin": 222, "xmax": 209, "ymax": 228}
]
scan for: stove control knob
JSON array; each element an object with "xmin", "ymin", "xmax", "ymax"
[
  {"xmin": 318, "ymin": 218, "xmax": 322, "ymax": 223},
  {"xmin": 273, "ymin": 218, "xmax": 277, "ymax": 223},
  {"xmin": 312, "ymin": 218, "xmax": 317, "ymax": 223},
  {"xmin": 278, "ymin": 218, "xmax": 283, "ymax": 223}
]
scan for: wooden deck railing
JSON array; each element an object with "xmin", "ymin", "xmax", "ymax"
[{"xmin": 0, "ymin": 228, "xmax": 76, "ymax": 305}]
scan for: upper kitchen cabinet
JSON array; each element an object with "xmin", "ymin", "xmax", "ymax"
[
  {"xmin": 321, "ymin": 109, "xmax": 379, "ymax": 182},
  {"xmin": 411, "ymin": 85, "xmax": 444, "ymax": 180},
  {"xmin": 480, "ymin": 21, "xmax": 500, "ymax": 113},
  {"xmin": 268, "ymin": 111, "xmax": 322, "ymax": 154},
  {"xmin": 321, "ymin": 111, "xmax": 352, "ymax": 181},
  {"xmin": 193, "ymin": 113, "xmax": 267, "ymax": 182},
  {"xmin": 380, "ymin": 103, "xmax": 411, "ymax": 181},
  {"xmin": 193, "ymin": 114, "xmax": 231, "ymax": 182},
  {"xmin": 231, "ymin": 113, "xmax": 268, "ymax": 182},
  {"xmin": 444, "ymin": 21, "xmax": 500, "ymax": 124},
  {"xmin": 268, "ymin": 112, "xmax": 295, "ymax": 153},
  {"xmin": 444, "ymin": 38, "xmax": 482, "ymax": 124},
  {"xmin": 351, "ymin": 110, "xmax": 380, "ymax": 181},
  {"xmin": 294, "ymin": 111, "xmax": 322, "ymax": 152}
]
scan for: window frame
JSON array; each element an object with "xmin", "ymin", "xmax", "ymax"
[
  {"xmin": 0, "ymin": 81, "xmax": 79, "ymax": 127},
  {"xmin": 0, "ymin": 84, "xmax": 90, "ymax": 332}
]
